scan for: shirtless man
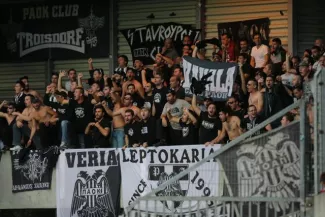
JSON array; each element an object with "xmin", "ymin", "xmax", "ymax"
[
  {"xmin": 207, "ymin": 108, "xmax": 242, "ymax": 145},
  {"xmin": 102, "ymin": 90, "xmax": 125, "ymax": 148},
  {"xmin": 10, "ymin": 94, "xmax": 40, "ymax": 151},
  {"xmin": 247, "ymin": 79, "xmax": 263, "ymax": 114},
  {"xmin": 113, "ymin": 93, "xmax": 141, "ymax": 120},
  {"xmin": 30, "ymin": 98, "xmax": 58, "ymax": 148},
  {"xmin": 122, "ymin": 68, "xmax": 144, "ymax": 99},
  {"xmin": 20, "ymin": 76, "xmax": 43, "ymax": 102}
]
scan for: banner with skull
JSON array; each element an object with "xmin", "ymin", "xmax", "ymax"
[
  {"xmin": 120, "ymin": 145, "xmax": 229, "ymax": 216},
  {"xmin": 11, "ymin": 149, "xmax": 52, "ymax": 193},
  {"xmin": 219, "ymin": 121, "xmax": 301, "ymax": 216},
  {"xmin": 0, "ymin": 3, "xmax": 109, "ymax": 61},
  {"xmin": 56, "ymin": 149, "xmax": 120, "ymax": 217}
]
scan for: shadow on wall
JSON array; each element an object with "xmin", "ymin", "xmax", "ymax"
[{"xmin": 0, "ymin": 209, "xmax": 56, "ymax": 217}]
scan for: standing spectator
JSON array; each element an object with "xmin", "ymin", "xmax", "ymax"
[
  {"xmin": 13, "ymin": 80, "xmax": 26, "ymax": 113},
  {"xmin": 250, "ymin": 33, "xmax": 270, "ymax": 69}
]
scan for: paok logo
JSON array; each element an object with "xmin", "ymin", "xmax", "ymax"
[
  {"xmin": 13, "ymin": 151, "xmax": 48, "ymax": 183},
  {"xmin": 71, "ymin": 170, "xmax": 115, "ymax": 217},
  {"xmin": 78, "ymin": 7, "xmax": 105, "ymax": 48},
  {"xmin": 148, "ymin": 164, "xmax": 189, "ymax": 210},
  {"xmin": 237, "ymin": 132, "xmax": 300, "ymax": 212}
]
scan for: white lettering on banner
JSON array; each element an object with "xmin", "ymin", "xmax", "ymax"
[
  {"xmin": 133, "ymin": 48, "xmax": 149, "ymax": 57},
  {"xmin": 127, "ymin": 24, "xmax": 200, "ymax": 46},
  {"xmin": 120, "ymin": 145, "xmax": 222, "ymax": 214},
  {"xmin": 16, "ymin": 28, "xmax": 84, "ymax": 57},
  {"xmin": 23, "ymin": 4, "xmax": 79, "ymax": 20},
  {"xmin": 182, "ymin": 58, "xmax": 235, "ymax": 99}
]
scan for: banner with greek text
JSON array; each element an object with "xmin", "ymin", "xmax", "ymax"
[
  {"xmin": 120, "ymin": 22, "xmax": 200, "ymax": 65},
  {"xmin": 182, "ymin": 56, "xmax": 238, "ymax": 101},
  {"xmin": 120, "ymin": 145, "xmax": 227, "ymax": 216},
  {"xmin": 11, "ymin": 149, "xmax": 52, "ymax": 193},
  {"xmin": 56, "ymin": 149, "xmax": 120, "ymax": 217},
  {"xmin": 0, "ymin": 2, "xmax": 109, "ymax": 62}
]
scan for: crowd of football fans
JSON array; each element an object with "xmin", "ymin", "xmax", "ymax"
[{"xmin": 0, "ymin": 33, "xmax": 321, "ymax": 151}]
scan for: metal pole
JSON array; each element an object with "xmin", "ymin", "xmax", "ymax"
[{"xmin": 299, "ymin": 99, "xmax": 306, "ymax": 215}]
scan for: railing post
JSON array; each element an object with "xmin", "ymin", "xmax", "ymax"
[{"xmin": 300, "ymin": 99, "xmax": 306, "ymax": 215}]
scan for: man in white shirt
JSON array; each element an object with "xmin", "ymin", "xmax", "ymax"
[{"xmin": 250, "ymin": 33, "xmax": 270, "ymax": 69}]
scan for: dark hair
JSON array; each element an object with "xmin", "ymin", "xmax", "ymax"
[
  {"xmin": 272, "ymin": 38, "xmax": 282, "ymax": 45},
  {"xmin": 125, "ymin": 109, "xmax": 134, "ymax": 116},
  {"xmin": 293, "ymin": 86, "xmax": 303, "ymax": 92},
  {"xmin": 124, "ymin": 93, "xmax": 133, "ymax": 100},
  {"xmin": 266, "ymin": 75, "xmax": 274, "ymax": 80},
  {"xmin": 221, "ymin": 33, "xmax": 232, "ymax": 39},
  {"xmin": 52, "ymin": 72, "xmax": 59, "ymax": 77},
  {"xmin": 94, "ymin": 105, "xmax": 104, "ymax": 113},
  {"xmin": 15, "ymin": 80, "xmax": 25, "ymax": 90},
  {"xmin": 238, "ymin": 53, "xmax": 248, "ymax": 59},
  {"xmin": 320, "ymin": 172, "xmax": 325, "ymax": 183},
  {"xmin": 219, "ymin": 107, "xmax": 230, "ymax": 115},
  {"xmin": 253, "ymin": 32, "xmax": 262, "ymax": 39},
  {"xmin": 8, "ymin": 102, "xmax": 16, "ymax": 108},
  {"xmin": 304, "ymin": 49, "xmax": 312, "ymax": 56},
  {"xmin": 118, "ymin": 55, "xmax": 128, "ymax": 64},
  {"xmin": 239, "ymin": 39, "xmax": 248, "ymax": 43},
  {"xmin": 292, "ymin": 55, "xmax": 301, "ymax": 62},
  {"xmin": 167, "ymin": 89, "xmax": 176, "ymax": 96},
  {"xmin": 25, "ymin": 94, "xmax": 35, "ymax": 101},
  {"xmin": 284, "ymin": 113, "xmax": 294, "ymax": 122},
  {"xmin": 67, "ymin": 69, "xmax": 76, "ymax": 74},
  {"xmin": 229, "ymin": 94, "xmax": 239, "ymax": 102},
  {"xmin": 312, "ymin": 46, "xmax": 321, "ymax": 52}
]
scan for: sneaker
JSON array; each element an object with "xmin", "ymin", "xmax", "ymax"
[
  {"xmin": 10, "ymin": 146, "xmax": 22, "ymax": 151},
  {"xmin": 60, "ymin": 142, "xmax": 67, "ymax": 149}
]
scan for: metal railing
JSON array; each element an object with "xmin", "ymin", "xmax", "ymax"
[
  {"xmin": 125, "ymin": 99, "xmax": 308, "ymax": 217},
  {"xmin": 313, "ymin": 68, "xmax": 325, "ymax": 194}
]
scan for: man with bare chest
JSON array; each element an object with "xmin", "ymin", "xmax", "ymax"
[
  {"xmin": 247, "ymin": 79, "xmax": 263, "ymax": 114},
  {"xmin": 207, "ymin": 108, "xmax": 242, "ymax": 145},
  {"xmin": 31, "ymin": 98, "xmax": 58, "ymax": 148},
  {"xmin": 10, "ymin": 95, "xmax": 40, "ymax": 150}
]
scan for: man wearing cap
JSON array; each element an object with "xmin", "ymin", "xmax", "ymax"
[
  {"xmin": 138, "ymin": 106, "xmax": 156, "ymax": 147},
  {"xmin": 299, "ymin": 60, "xmax": 313, "ymax": 100},
  {"xmin": 48, "ymin": 91, "xmax": 74, "ymax": 148}
]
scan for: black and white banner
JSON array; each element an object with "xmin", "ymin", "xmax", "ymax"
[
  {"xmin": 0, "ymin": 3, "xmax": 109, "ymax": 61},
  {"xmin": 120, "ymin": 145, "xmax": 229, "ymax": 216},
  {"xmin": 217, "ymin": 18, "xmax": 270, "ymax": 47},
  {"xmin": 183, "ymin": 56, "xmax": 238, "ymax": 101},
  {"xmin": 11, "ymin": 149, "xmax": 52, "ymax": 193},
  {"xmin": 121, "ymin": 22, "xmax": 200, "ymax": 65},
  {"xmin": 219, "ymin": 122, "xmax": 300, "ymax": 215},
  {"xmin": 56, "ymin": 149, "xmax": 120, "ymax": 217}
]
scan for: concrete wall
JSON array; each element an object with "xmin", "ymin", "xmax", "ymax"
[
  {"xmin": 0, "ymin": 153, "xmax": 56, "ymax": 209},
  {"xmin": 314, "ymin": 193, "xmax": 325, "ymax": 217}
]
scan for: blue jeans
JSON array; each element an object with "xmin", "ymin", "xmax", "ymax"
[
  {"xmin": 111, "ymin": 128, "xmax": 124, "ymax": 148},
  {"xmin": 12, "ymin": 123, "xmax": 41, "ymax": 149},
  {"xmin": 60, "ymin": 120, "xmax": 70, "ymax": 145}
]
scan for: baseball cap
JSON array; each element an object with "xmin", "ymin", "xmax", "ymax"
[{"xmin": 299, "ymin": 61, "xmax": 309, "ymax": 67}]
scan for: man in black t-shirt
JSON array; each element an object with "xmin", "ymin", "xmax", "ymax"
[
  {"xmin": 191, "ymin": 94, "xmax": 222, "ymax": 144},
  {"xmin": 85, "ymin": 106, "xmax": 111, "ymax": 148},
  {"xmin": 152, "ymin": 72, "xmax": 168, "ymax": 118},
  {"xmin": 124, "ymin": 109, "xmax": 141, "ymax": 148},
  {"xmin": 139, "ymin": 107, "xmax": 156, "ymax": 147}
]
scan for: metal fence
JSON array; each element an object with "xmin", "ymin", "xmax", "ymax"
[
  {"xmin": 124, "ymin": 100, "xmax": 309, "ymax": 217},
  {"xmin": 313, "ymin": 68, "xmax": 325, "ymax": 194}
]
